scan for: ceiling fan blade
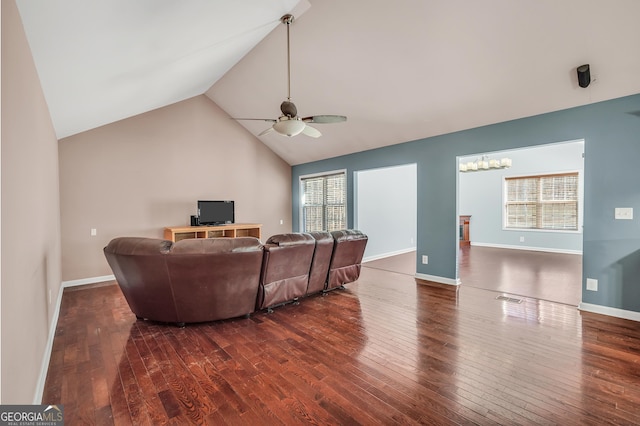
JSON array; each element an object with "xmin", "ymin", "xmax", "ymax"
[
  {"xmin": 302, "ymin": 115, "xmax": 347, "ymax": 124},
  {"xmin": 233, "ymin": 118, "xmax": 277, "ymax": 123},
  {"xmin": 302, "ymin": 125, "xmax": 321, "ymax": 138},
  {"xmin": 258, "ymin": 126, "xmax": 275, "ymax": 136}
]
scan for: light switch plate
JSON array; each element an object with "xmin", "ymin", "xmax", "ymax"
[
  {"xmin": 614, "ymin": 207, "xmax": 633, "ymax": 220},
  {"xmin": 586, "ymin": 278, "xmax": 598, "ymax": 291}
]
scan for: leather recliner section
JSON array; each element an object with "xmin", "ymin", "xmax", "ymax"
[
  {"xmin": 327, "ymin": 230, "xmax": 369, "ymax": 291},
  {"xmin": 165, "ymin": 238, "xmax": 264, "ymax": 323},
  {"xmin": 258, "ymin": 233, "xmax": 316, "ymax": 310},
  {"xmin": 104, "ymin": 236, "xmax": 263, "ymax": 324},
  {"xmin": 307, "ymin": 231, "xmax": 334, "ymax": 295}
]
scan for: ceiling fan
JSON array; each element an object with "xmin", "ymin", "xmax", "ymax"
[{"xmin": 234, "ymin": 14, "xmax": 346, "ymax": 138}]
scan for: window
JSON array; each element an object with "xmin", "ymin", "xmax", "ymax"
[
  {"xmin": 505, "ymin": 173, "xmax": 578, "ymax": 231},
  {"xmin": 301, "ymin": 171, "xmax": 346, "ymax": 232}
]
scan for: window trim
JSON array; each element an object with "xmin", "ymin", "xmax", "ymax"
[
  {"xmin": 299, "ymin": 169, "xmax": 347, "ymax": 232},
  {"xmin": 502, "ymin": 170, "xmax": 582, "ymax": 234}
]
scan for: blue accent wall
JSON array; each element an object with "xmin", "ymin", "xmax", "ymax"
[{"xmin": 292, "ymin": 94, "xmax": 640, "ymax": 313}]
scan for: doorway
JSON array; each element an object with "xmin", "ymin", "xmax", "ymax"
[
  {"xmin": 354, "ymin": 163, "xmax": 417, "ymax": 263},
  {"xmin": 456, "ymin": 141, "xmax": 584, "ymax": 305}
]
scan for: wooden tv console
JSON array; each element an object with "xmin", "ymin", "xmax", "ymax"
[{"xmin": 164, "ymin": 223, "xmax": 262, "ymax": 242}]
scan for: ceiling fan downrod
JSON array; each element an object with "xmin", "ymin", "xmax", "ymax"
[{"xmin": 282, "ymin": 14, "xmax": 294, "ymax": 103}]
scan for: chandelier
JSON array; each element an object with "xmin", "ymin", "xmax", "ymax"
[{"xmin": 459, "ymin": 156, "xmax": 512, "ymax": 172}]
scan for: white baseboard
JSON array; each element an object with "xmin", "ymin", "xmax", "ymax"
[
  {"xmin": 414, "ymin": 272, "xmax": 461, "ymax": 286},
  {"xmin": 471, "ymin": 242, "xmax": 582, "ymax": 255},
  {"xmin": 34, "ymin": 274, "xmax": 116, "ymax": 403},
  {"xmin": 363, "ymin": 247, "xmax": 416, "ymax": 263},
  {"xmin": 62, "ymin": 274, "xmax": 115, "ymax": 288},
  {"xmin": 33, "ymin": 283, "xmax": 65, "ymax": 404},
  {"xmin": 578, "ymin": 302, "xmax": 640, "ymax": 322}
]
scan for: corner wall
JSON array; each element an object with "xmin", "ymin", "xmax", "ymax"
[
  {"xmin": 59, "ymin": 95, "xmax": 292, "ymax": 281},
  {"xmin": 1, "ymin": 0, "xmax": 62, "ymax": 403}
]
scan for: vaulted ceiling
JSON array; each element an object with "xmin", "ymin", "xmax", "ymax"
[{"xmin": 17, "ymin": 0, "xmax": 640, "ymax": 165}]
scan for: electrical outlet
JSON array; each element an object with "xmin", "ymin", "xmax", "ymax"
[
  {"xmin": 410, "ymin": 237, "xmax": 414, "ymax": 244},
  {"xmin": 422, "ymin": 255, "xmax": 428, "ymax": 264},
  {"xmin": 519, "ymin": 236, "xmax": 525, "ymax": 242},
  {"xmin": 586, "ymin": 278, "xmax": 598, "ymax": 291},
  {"xmin": 614, "ymin": 207, "xmax": 633, "ymax": 220},
  {"xmin": 90, "ymin": 228, "xmax": 97, "ymax": 236},
  {"xmin": 279, "ymin": 219, "xmax": 284, "ymax": 225}
]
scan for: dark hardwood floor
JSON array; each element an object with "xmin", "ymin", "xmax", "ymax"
[{"xmin": 43, "ymin": 265, "xmax": 640, "ymax": 425}]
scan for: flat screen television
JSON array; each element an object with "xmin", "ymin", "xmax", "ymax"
[{"xmin": 197, "ymin": 200, "xmax": 234, "ymax": 225}]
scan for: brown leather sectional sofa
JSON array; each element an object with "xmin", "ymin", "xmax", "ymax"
[{"xmin": 103, "ymin": 230, "xmax": 367, "ymax": 326}]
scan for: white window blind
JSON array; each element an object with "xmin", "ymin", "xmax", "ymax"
[
  {"xmin": 301, "ymin": 172, "xmax": 346, "ymax": 232},
  {"xmin": 505, "ymin": 173, "xmax": 578, "ymax": 231}
]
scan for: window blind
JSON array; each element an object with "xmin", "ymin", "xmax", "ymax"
[
  {"xmin": 301, "ymin": 172, "xmax": 346, "ymax": 232},
  {"xmin": 505, "ymin": 173, "xmax": 578, "ymax": 231}
]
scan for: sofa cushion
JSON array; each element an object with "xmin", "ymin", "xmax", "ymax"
[
  {"xmin": 265, "ymin": 233, "xmax": 314, "ymax": 247},
  {"xmin": 171, "ymin": 237, "xmax": 262, "ymax": 254},
  {"xmin": 105, "ymin": 236, "xmax": 173, "ymax": 255}
]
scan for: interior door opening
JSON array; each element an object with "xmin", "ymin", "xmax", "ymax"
[{"xmin": 456, "ymin": 140, "xmax": 584, "ymax": 305}]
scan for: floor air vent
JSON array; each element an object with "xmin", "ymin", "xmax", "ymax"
[{"xmin": 496, "ymin": 295, "xmax": 523, "ymax": 303}]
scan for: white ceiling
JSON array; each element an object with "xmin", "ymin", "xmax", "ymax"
[
  {"xmin": 17, "ymin": 0, "xmax": 640, "ymax": 166},
  {"xmin": 16, "ymin": 0, "xmax": 309, "ymax": 138}
]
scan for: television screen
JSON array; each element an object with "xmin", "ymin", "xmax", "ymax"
[{"xmin": 197, "ymin": 200, "xmax": 234, "ymax": 225}]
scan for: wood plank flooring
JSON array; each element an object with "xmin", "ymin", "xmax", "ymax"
[
  {"xmin": 366, "ymin": 246, "xmax": 582, "ymax": 306},
  {"xmin": 43, "ymin": 266, "xmax": 640, "ymax": 425},
  {"xmin": 458, "ymin": 245, "xmax": 582, "ymax": 306}
]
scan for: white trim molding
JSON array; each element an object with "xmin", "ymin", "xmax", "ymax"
[
  {"xmin": 33, "ymin": 283, "xmax": 65, "ymax": 403},
  {"xmin": 415, "ymin": 273, "xmax": 461, "ymax": 286},
  {"xmin": 363, "ymin": 247, "xmax": 416, "ymax": 263},
  {"xmin": 62, "ymin": 274, "xmax": 115, "ymax": 288},
  {"xmin": 35, "ymin": 274, "xmax": 117, "ymax": 402},
  {"xmin": 471, "ymin": 242, "xmax": 582, "ymax": 255},
  {"xmin": 579, "ymin": 302, "xmax": 640, "ymax": 322}
]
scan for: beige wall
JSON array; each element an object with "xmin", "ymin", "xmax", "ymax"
[
  {"xmin": 1, "ymin": 1, "xmax": 292, "ymax": 402},
  {"xmin": 59, "ymin": 95, "xmax": 292, "ymax": 281},
  {"xmin": 1, "ymin": 0, "xmax": 63, "ymax": 403}
]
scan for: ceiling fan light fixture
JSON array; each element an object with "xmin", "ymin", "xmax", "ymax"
[{"xmin": 273, "ymin": 119, "xmax": 306, "ymax": 137}]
